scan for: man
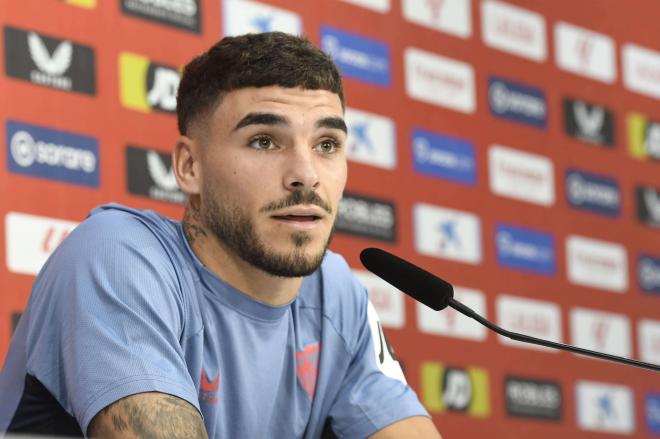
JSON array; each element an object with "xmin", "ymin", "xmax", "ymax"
[{"xmin": 0, "ymin": 32, "xmax": 442, "ymax": 438}]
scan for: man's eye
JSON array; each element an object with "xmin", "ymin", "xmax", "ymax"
[
  {"xmin": 317, "ymin": 139, "xmax": 340, "ymax": 154},
  {"xmin": 249, "ymin": 136, "xmax": 274, "ymax": 150}
]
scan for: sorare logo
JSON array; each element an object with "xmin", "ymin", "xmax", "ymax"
[
  {"xmin": 647, "ymin": 393, "xmax": 660, "ymax": 435},
  {"xmin": 119, "ymin": 52, "xmax": 179, "ymax": 114},
  {"xmin": 121, "ymin": 0, "xmax": 201, "ymax": 33},
  {"xmin": 126, "ymin": 145, "xmax": 185, "ymax": 204},
  {"xmin": 488, "ymin": 76, "xmax": 546, "ymax": 128},
  {"xmin": 336, "ymin": 193, "xmax": 396, "ymax": 242},
  {"xmin": 496, "ymin": 224, "xmax": 555, "ymax": 275},
  {"xmin": 628, "ymin": 112, "xmax": 660, "ymax": 161},
  {"xmin": 4, "ymin": 26, "xmax": 95, "ymax": 95},
  {"xmin": 320, "ymin": 26, "xmax": 390, "ymax": 87},
  {"xmin": 639, "ymin": 254, "xmax": 660, "ymax": 294},
  {"xmin": 6, "ymin": 120, "xmax": 99, "ymax": 187},
  {"xmin": 636, "ymin": 185, "xmax": 660, "ymax": 228},
  {"xmin": 421, "ymin": 361, "xmax": 490, "ymax": 417},
  {"xmin": 505, "ymin": 376, "xmax": 562, "ymax": 421},
  {"xmin": 563, "ymin": 98, "xmax": 614, "ymax": 146},
  {"xmin": 565, "ymin": 169, "xmax": 620, "ymax": 217},
  {"xmin": 411, "ymin": 128, "xmax": 476, "ymax": 185}
]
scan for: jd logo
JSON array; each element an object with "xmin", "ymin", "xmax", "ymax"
[
  {"xmin": 443, "ymin": 368, "xmax": 472, "ymax": 411},
  {"xmin": 645, "ymin": 122, "xmax": 660, "ymax": 158},
  {"xmin": 119, "ymin": 52, "xmax": 179, "ymax": 114},
  {"xmin": 146, "ymin": 65, "xmax": 179, "ymax": 112}
]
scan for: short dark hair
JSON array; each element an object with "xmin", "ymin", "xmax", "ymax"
[{"xmin": 177, "ymin": 32, "xmax": 344, "ymax": 135}]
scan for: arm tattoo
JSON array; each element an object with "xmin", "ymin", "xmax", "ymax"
[
  {"xmin": 182, "ymin": 204, "xmax": 207, "ymax": 247},
  {"xmin": 88, "ymin": 394, "xmax": 208, "ymax": 439}
]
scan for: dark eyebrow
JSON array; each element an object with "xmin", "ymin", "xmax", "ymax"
[
  {"xmin": 233, "ymin": 112, "xmax": 289, "ymax": 131},
  {"xmin": 317, "ymin": 117, "xmax": 347, "ymax": 134}
]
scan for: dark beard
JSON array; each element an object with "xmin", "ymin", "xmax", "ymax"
[{"xmin": 201, "ymin": 189, "xmax": 333, "ymax": 277}]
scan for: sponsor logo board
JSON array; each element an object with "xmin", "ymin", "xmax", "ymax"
[
  {"xmin": 339, "ymin": 0, "xmax": 390, "ymax": 13},
  {"xmin": 353, "ymin": 269, "xmax": 405, "ymax": 328},
  {"xmin": 638, "ymin": 319, "xmax": 660, "ymax": 365},
  {"xmin": 402, "ymin": 0, "xmax": 471, "ymax": 38},
  {"xmin": 623, "ymin": 43, "xmax": 660, "ymax": 100},
  {"xmin": 413, "ymin": 203, "xmax": 482, "ymax": 264},
  {"xmin": 345, "ymin": 107, "xmax": 396, "ymax": 169},
  {"xmin": 411, "ymin": 128, "xmax": 476, "ymax": 185},
  {"xmin": 563, "ymin": 98, "xmax": 614, "ymax": 146},
  {"xmin": 505, "ymin": 376, "xmax": 562, "ymax": 421},
  {"xmin": 636, "ymin": 185, "xmax": 660, "ymax": 228},
  {"xmin": 126, "ymin": 145, "xmax": 185, "ymax": 204},
  {"xmin": 496, "ymin": 295, "xmax": 562, "ymax": 350},
  {"xmin": 554, "ymin": 21, "xmax": 616, "ymax": 83},
  {"xmin": 404, "ymin": 47, "xmax": 475, "ymax": 113},
  {"xmin": 576, "ymin": 380, "xmax": 635, "ymax": 434},
  {"xmin": 119, "ymin": 52, "xmax": 179, "ymax": 114},
  {"xmin": 481, "ymin": 0, "xmax": 546, "ymax": 62},
  {"xmin": 121, "ymin": 0, "xmax": 200, "ymax": 32},
  {"xmin": 566, "ymin": 235, "xmax": 628, "ymax": 292},
  {"xmin": 321, "ymin": 26, "xmax": 390, "ymax": 87},
  {"xmin": 488, "ymin": 76, "xmax": 547, "ymax": 128},
  {"xmin": 336, "ymin": 193, "xmax": 396, "ymax": 242},
  {"xmin": 417, "ymin": 287, "xmax": 486, "ymax": 341},
  {"xmin": 570, "ymin": 308, "xmax": 631, "ymax": 358},
  {"xmin": 647, "ymin": 393, "xmax": 660, "ymax": 434},
  {"xmin": 627, "ymin": 112, "xmax": 660, "ymax": 161},
  {"xmin": 5, "ymin": 212, "xmax": 78, "ymax": 276},
  {"xmin": 367, "ymin": 301, "xmax": 406, "ymax": 382},
  {"xmin": 421, "ymin": 361, "xmax": 490, "ymax": 416},
  {"xmin": 639, "ymin": 254, "xmax": 660, "ymax": 294},
  {"xmin": 495, "ymin": 224, "xmax": 556, "ymax": 275},
  {"xmin": 489, "ymin": 145, "xmax": 554, "ymax": 206},
  {"xmin": 223, "ymin": 0, "xmax": 301, "ymax": 35},
  {"xmin": 6, "ymin": 120, "xmax": 99, "ymax": 187},
  {"xmin": 4, "ymin": 26, "xmax": 95, "ymax": 95},
  {"xmin": 565, "ymin": 169, "xmax": 620, "ymax": 217}
]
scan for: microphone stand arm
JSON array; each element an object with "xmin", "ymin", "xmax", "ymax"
[{"xmin": 448, "ymin": 298, "xmax": 660, "ymax": 373}]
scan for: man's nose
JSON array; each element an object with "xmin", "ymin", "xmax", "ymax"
[{"xmin": 283, "ymin": 146, "xmax": 320, "ymax": 191}]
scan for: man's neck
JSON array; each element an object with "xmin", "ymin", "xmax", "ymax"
[{"xmin": 181, "ymin": 204, "xmax": 303, "ymax": 306}]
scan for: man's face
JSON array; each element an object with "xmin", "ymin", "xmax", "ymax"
[{"xmin": 197, "ymin": 86, "xmax": 348, "ymax": 277}]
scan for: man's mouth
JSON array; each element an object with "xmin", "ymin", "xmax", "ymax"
[{"xmin": 273, "ymin": 214, "xmax": 321, "ymax": 222}]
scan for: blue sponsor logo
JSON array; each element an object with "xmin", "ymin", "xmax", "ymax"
[
  {"xmin": 639, "ymin": 254, "xmax": 660, "ymax": 295},
  {"xmin": 6, "ymin": 120, "xmax": 99, "ymax": 187},
  {"xmin": 488, "ymin": 76, "xmax": 547, "ymax": 128},
  {"xmin": 647, "ymin": 393, "xmax": 660, "ymax": 434},
  {"xmin": 565, "ymin": 169, "xmax": 620, "ymax": 217},
  {"xmin": 411, "ymin": 128, "xmax": 476, "ymax": 185},
  {"xmin": 496, "ymin": 224, "xmax": 555, "ymax": 275},
  {"xmin": 320, "ymin": 26, "xmax": 390, "ymax": 87}
]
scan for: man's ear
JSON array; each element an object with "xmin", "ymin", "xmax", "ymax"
[{"xmin": 172, "ymin": 135, "xmax": 201, "ymax": 195}]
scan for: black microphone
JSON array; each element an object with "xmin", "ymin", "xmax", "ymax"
[{"xmin": 360, "ymin": 247, "xmax": 660, "ymax": 373}]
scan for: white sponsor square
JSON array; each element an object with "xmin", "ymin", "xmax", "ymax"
[
  {"xmin": 570, "ymin": 308, "xmax": 631, "ymax": 359},
  {"xmin": 623, "ymin": 43, "xmax": 660, "ymax": 100},
  {"xmin": 481, "ymin": 0, "xmax": 547, "ymax": 62},
  {"xmin": 223, "ymin": 0, "xmax": 302, "ymax": 36},
  {"xmin": 344, "ymin": 107, "xmax": 397, "ymax": 169},
  {"xmin": 638, "ymin": 319, "xmax": 660, "ymax": 365},
  {"xmin": 404, "ymin": 47, "xmax": 475, "ymax": 113},
  {"xmin": 340, "ymin": 0, "xmax": 390, "ymax": 13},
  {"xmin": 576, "ymin": 381, "xmax": 635, "ymax": 434},
  {"xmin": 6, "ymin": 212, "xmax": 78, "ymax": 276},
  {"xmin": 555, "ymin": 21, "xmax": 616, "ymax": 84},
  {"xmin": 353, "ymin": 269, "xmax": 405, "ymax": 329},
  {"xmin": 417, "ymin": 286, "xmax": 486, "ymax": 341},
  {"xmin": 402, "ymin": 0, "xmax": 471, "ymax": 39},
  {"xmin": 496, "ymin": 294, "xmax": 562, "ymax": 351},
  {"xmin": 566, "ymin": 235, "xmax": 628, "ymax": 293},
  {"xmin": 413, "ymin": 203, "xmax": 482, "ymax": 264},
  {"xmin": 488, "ymin": 145, "xmax": 555, "ymax": 206}
]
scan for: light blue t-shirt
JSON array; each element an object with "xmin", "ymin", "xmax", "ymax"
[{"xmin": 0, "ymin": 204, "xmax": 428, "ymax": 438}]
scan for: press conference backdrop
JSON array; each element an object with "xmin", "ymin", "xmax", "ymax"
[{"xmin": 1, "ymin": 0, "xmax": 659, "ymax": 437}]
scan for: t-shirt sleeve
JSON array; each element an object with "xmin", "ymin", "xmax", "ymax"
[
  {"xmin": 327, "ymin": 284, "xmax": 430, "ymax": 438},
  {"xmin": 22, "ymin": 210, "xmax": 200, "ymax": 434}
]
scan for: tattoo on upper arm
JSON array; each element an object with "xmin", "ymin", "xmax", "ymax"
[{"xmin": 88, "ymin": 393, "xmax": 208, "ymax": 439}]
